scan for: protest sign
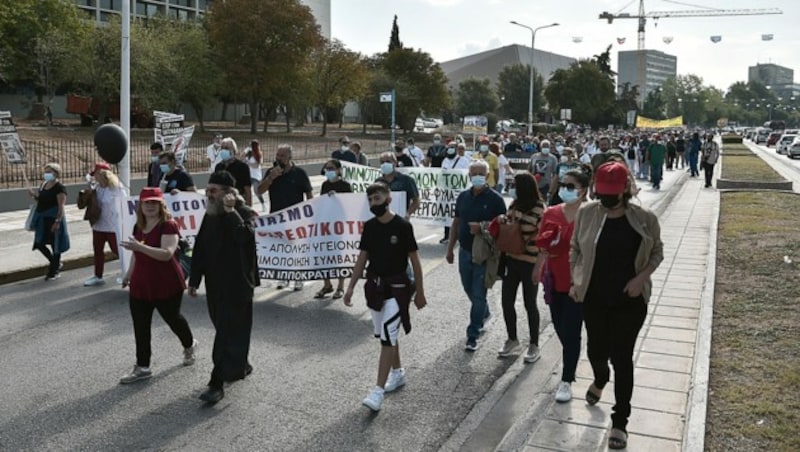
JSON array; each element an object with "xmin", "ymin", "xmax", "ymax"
[
  {"xmin": 254, "ymin": 192, "xmax": 406, "ymax": 282},
  {"xmin": 340, "ymin": 162, "xmax": 468, "ymax": 226},
  {"xmin": 153, "ymin": 112, "xmax": 194, "ymax": 163},
  {"xmin": 463, "ymin": 115, "xmax": 488, "ymax": 135},
  {"xmin": 0, "ymin": 111, "xmax": 26, "ymax": 164}
]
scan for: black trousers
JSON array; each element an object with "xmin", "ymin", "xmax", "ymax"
[
  {"xmin": 703, "ymin": 162, "xmax": 715, "ymax": 187},
  {"xmin": 34, "ymin": 242, "xmax": 61, "ymax": 276},
  {"xmin": 206, "ymin": 285, "xmax": 254, "ymax": 387},
  {"xmin": 583, "ymin": 298, "xmax": 647, "ymax": 432},
  {"xmin": 500, "ymin": 257, "xmax": 540, "ymax": 344},
  {"xmin": 129, "ymin": 293, "xmax": 194, "ymax": 368}
]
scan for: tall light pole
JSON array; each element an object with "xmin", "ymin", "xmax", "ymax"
[{"xmin": 510, "ymin": 21, "xmax": 559, "ymax": 135}]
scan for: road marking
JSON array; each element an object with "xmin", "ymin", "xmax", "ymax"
[{"xmin": 418, "ymin": 233, "xmax": 438, "ymax": 243}]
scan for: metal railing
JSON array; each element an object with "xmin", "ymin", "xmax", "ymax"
[{"xmin": 0, "ymin": 136, "xmax": 395, "ymax": 188}]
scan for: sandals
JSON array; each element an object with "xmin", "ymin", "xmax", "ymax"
[
  {"xmin": 585, "ymin": 383, "xmax": 603, "ymax": 406},
  {"xmin": 608, "ymin": 428, "xmax": 627, "ymax": 450},
  {"xmin": 314, "ymin": 287, "xmax": 334, "ymax": 299}
]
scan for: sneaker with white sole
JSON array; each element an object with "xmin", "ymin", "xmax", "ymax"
[
  {"xmin": 523, "ymin": 344, "xmax": 541, "ymax": 363},
  {"xmin": 83, "ymin": 276, "xmax": 106, "ymax": 287},
  {"xmin": 498, "ymin": 339, "xmax": 521, "ymax": 357},
  {"xmin": 183, "ymin": 339, "xmax": 198, "ymax": 366},
  {"xmin": 479, "ymin": 313, "xmax": 493, "ymax": 334},
  {"xmin": 555, "ymin": 381, "xmax": 572, "ymax": 403},
  {"xmin": 293, "ymin": 281, "xmax": 304, "ymax": 291},
  {"xmin": 465, "ymin": 338, "xmax": 479, "ymax": 352},
  {"xmin": 362, "ymin": 386, "xmax": 384, "ymax": 411},
  {"xmin": 119, "ymin": 366, "xmax": 152, "ymax": 384},
  {"xmin": 384, "ymin": 368, "xmax": 406, "ymax": 393}
]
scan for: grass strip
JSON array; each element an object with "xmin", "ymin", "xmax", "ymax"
[{"xmin": 720, "ymin": 153, "xmax": 785, "ymax": 181}]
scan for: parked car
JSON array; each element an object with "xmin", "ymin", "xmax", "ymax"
[
  {"xmin": 777, "ymin": 134, "xmax": 797, "ymax": 154},
  {"xmin": 766, "ymin": 132, "xmax": 782, "ymax": 147},
  {"xmin": 788, "ymin": 140, "xmax": 800, "ymax": 159}
]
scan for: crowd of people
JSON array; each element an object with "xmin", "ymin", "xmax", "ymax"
[{"xmin": 24, "ymin": 126, "xmax": 724, "ymax": 448}]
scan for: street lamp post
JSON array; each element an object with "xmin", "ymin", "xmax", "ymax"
[{"xmin": 510, "ymin": 21, "xmax": 559, "ymax": 136}]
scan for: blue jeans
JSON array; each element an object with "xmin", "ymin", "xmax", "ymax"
[
  {"xmin": 688, "ymin": 152, "xmax": 699, "ymax": 176},
  {"xmin": 458, "ymin": 247, "xmax": 490, "ymax": 340},
  {"xmin": 548, "ymin": 291, "xmax": 583, "ymax": 382},
  {"xmin": 650, "ymin": 164, "xmax": 663, "ymax": 188}
]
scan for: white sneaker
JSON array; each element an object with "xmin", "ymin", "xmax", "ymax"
[
  {"xmin": 183, "ymin": 339, "xmax": 198, "ymax": 366},
  {"xmin": 362, "ymin": 386, "xmax": 384, "ymax": 411},
  {"xmin": 293, "ymin": 281, "xmax": 304, "ymax": 291},
  {"xmin": 555, "ymin": 381, "xmax": 572, "ymax": 403},
  {"xmin": 523, "ymin": 344, "xmax": 541, "ymax": 363},
  {"xmin": 384, "ymin": 368, "xmax": 406, "ymax": 393},
  {"xmin": 498, "ymin": 339, "xmax": 521, "ymax": 357},
  {"xmin": 119, "ymin": 366, "xmax": 152, "ymax": 384},
  {"xmin": 83, "ymin": 276, "xmax": 106, "ymax": 287},
  {"xmin": 276, "ymin": 281, "xmax": 288, "ymax": 289}
]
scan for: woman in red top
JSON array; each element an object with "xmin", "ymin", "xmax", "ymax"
[
  {"xmin": 536, "ymin": 167, "xmax": 590, "ymax": 403},
  {"xmin": 119, "ymin": 187, "xmax": 197, "ymax": 384}
]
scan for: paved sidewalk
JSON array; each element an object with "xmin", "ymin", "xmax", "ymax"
[{"xmin": 520, "ymin": 175, "xmax": 718, "ymax": 451}]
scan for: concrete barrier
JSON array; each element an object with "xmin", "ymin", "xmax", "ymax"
[{"xmin": 715, "ymin": 178, "xmax": 793, "ymax": 190}]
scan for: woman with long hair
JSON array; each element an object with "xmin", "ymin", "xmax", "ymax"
[
  {"xmin": 536, "ymin": 167, "xmax": 591, "ymax": 403},
  {"xmin": 497, "ymin": 172, "xmax": 545, "ymax": 363},
  {"xmin": 119, "ymin": 187, "xmax": 197, "ymax": 384},
  {"xmin": 245, "ymin": 140, "xmax": 266, "ymax": 211},
  {"xmin": 570, "ymin": 162, "xmax": 663, "ymax": 449},
  {"xmin": 84, "ymin": 164, "xmax": 127, "ymax": 286},
  {"xmin": 28, "ymin": 163, "xmax": 70, "ymax": 281}
]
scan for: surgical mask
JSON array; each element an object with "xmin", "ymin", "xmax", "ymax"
[
  {"xmin": 159, "ymin": 164, "xmax": 170, "ymax": 174},
  {"xmin": 471, "ymin": 175, "xmax": 486, "ymax": 188},
  {"xmin": 369, "ymin": 201, "xmax": 389, "ymax": 217},
  {"xmin": 433, "ymin": 139, "xmax": 441, "ymax": 145},
  {"xmin": 508, "ymin": 188, "xmax": 517, "ymax": 199},
  {"xmin": 479, "ymin": 145, "xmax": 489, "ymax": 153},
  {"xmin": 341, "ymin": 145, "xmax": 349, "ymax": 152},
  {"xmin": 541, "ymin": 148, "xmax": 550, "ymax": 154},
  {"xmin": 325, "ymin": 170, "xmax": 338, "ymax": 181},
  {"xmin": 560, "ymin": 156, "xmax": 568, "ymax": 163},
  {"xmin": 559, "ymin": 187, "xmax": 580, "ymax": 204},
  {"xmin": 446, "ymin": 147, "xmax": 456, "ymax": 156},
  {"xmin": 556, "ymin": 144, "xmax": 564, "ymax": 152},
  {"xmin": 150, "ymin": 156, "xmax": 158, "ymax": 163},
  {"xmin": 598, "ymin": 194, "xmax": 621, "ymax": 209},
  {"xmin": 219, "ymin": 149, "xmax": 232, "ymax": 161},
  {"xmin": 380, "ymin": 162, "xmax": 394, "ymax": 175},
  {"xmin": 43, "ymin": 172, "xmax": 55, "ymax": 182}
]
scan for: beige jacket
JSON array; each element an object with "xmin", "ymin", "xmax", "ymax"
[{"xmin": 569, "ymin": 201, "xmax": 663, "ymax": 303}]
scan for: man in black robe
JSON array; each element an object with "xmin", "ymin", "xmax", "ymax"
[{"xmin": 189, "ymin": 170, "xmax": 259, "ymax": 403}]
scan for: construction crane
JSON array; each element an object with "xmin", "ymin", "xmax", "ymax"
[{"xmin": 600, "ymin": 0, "xmax": 783, "ymax": 50}]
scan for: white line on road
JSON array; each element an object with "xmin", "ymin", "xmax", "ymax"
[{"xmin": 418, "ymin": 234, "xmax": 438, "ymax": 243}]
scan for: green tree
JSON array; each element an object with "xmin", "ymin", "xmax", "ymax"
[
  {"xmin": 455, "ymin": 77, "xmax": 497, "ymax": 116},
  {"xmin": 613, "ymin": 82, "xmax": 639, "ymax": 127},
  {"xmin": 312, "ymin": 39, "xmax": 369, "ymax": 136},
  {"xmin": 388, "ymin": 15, "xmax": 403, "ymax": 52},
  {"xmin": 34, "ymin": 26, "xmax": 88, "ymax": 112},
  {"xmin": 641, "ymin": 89, "xmax": 666, "ymax": 120},
  {"xmin": 380, "ymin": 48, "xmax": 450, "ymax": 132},
  {"xmin": 544, "ymin": 59, "xmax": 615, "ymax": 128},
  {"xmin": 496, "ymin": 63, "xmax": 544, "ymax": 122},
  {"xmin": 208, "ymin": 0, "xmax": 322, "ymax": 133}
]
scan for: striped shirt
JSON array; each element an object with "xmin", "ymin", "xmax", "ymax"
[{"xmin": 505, "ymin": 202, "xmax": 544, "ymax": 263}]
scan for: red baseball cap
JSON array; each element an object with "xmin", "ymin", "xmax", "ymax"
[
  {"xmin": 594, "ymin": 162, "xmax": 629, "ymax": 195},
  {"xmin": 90, "ymin": 162, "xmax": 111, "ymax": 175},
  {"xmin": 139, "ymin": 187, "xmax": 164, "ymax": 202}
]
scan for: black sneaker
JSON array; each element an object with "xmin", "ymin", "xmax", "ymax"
[
  {"xmin": 465, "ymin": 338, "xmax": 479, "ymax": 352},
  {"xmin": 438, "ymin": 237, "xmax": 449, "ymax": 244},
  {"xmin": 199, "ymin": 386, "xmax": 224, "ymax": 404}
]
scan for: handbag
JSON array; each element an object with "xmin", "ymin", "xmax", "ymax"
[
  {"xmin": 494, "ymin": 213, "xmax": 526, "ymax": 255},
  {"xmin": 77, "ymin": 188, "xmax": 101, "ymax": 225},
  {"xmin": 24, "ymin": 204, "xmax": 36, "ymax": 232}
]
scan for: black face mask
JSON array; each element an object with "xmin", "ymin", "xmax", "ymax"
[
  {"xmin": 369, "ymin": 202, "xmax": 389, "ymax": 217},
  {"xmin": 598, "ymin": 194, "xmax": 621, "ymax": 209}
]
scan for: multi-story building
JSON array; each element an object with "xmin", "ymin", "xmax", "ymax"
[
  {"xmin": 748, "ymin": 63, "xmax": 798, "ymax": 99},
  {"xmin": 72, "ymin": 0, "xmax": 331, "ymax": 39},
  {"xmin": 617, "ymin": 50, "xmax": 677, "ymax": 106}
]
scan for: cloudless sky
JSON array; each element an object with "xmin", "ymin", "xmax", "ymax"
[{"xmin": 331, "ymin": 0, "xmax": 798, "ymax": 92}]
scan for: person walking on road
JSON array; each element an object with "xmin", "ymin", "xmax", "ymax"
[
  {"xmin": 701, "ymin": 133, "xmax": 720, "ymax": 188},
  {"xmin": 676, "ymin": 134, "xmax": 687, "ymax": 169},
  {"xmin": 84, "ymin": 163, "xmax": 126, "ymax": 287},
  {"xmin": 206, "ymin": 133, "xmax": 223, "ymax": 173},
  {"xmin": 147, "ymin": 142, "xmax": 164, "ymax": 188},
  {"xmin": 214, "ymin": 138, "xmax": 253, "ymax": 207},
  {"xmin": 189, "ymin": 171, "xmax": 259, "ymax": 404},
  {"xmin": 376, "ymin": 152, "xmax": 421, "ymax": 219},
  {"xmin": 244, "ymin": 140, "xmax": 266, "ymax": 211},
  {"xmin": 28, "ymin": 163, "xmax": 70, "ymax": 281},
  {"xmin": 315, "ymin": 160, "xmax": 353, "ymax": 299},
  {"xmin": 529, "ymin": 140, "xmax": 558, "ymax": 204},
  {"xmin": 439, "ymin": 143, "xmax": 472, "ymax": 244},
  {"xmin": 257, "ymin": 144, "xmax": 314, "ymax": 291},
  {"xmin": 344, "ymin": 182, "xmax": 427, "ymax": 412},
  {"xmin": 446, "ymin": 160, "xmax": 507, "ymax": 351},
  {"xmin": 570, "ymin": 162, "xmax": 663, "ymax": 450},
  {"xmin": 497, "ymin": 172, "xmax": 545, "ymax": 362},
  {"xmin": 158, "ymin": 151, "xmax": 197, "ymax": 194},
  {"xmin": 646, "ymin": 134, "xmax": 666, "ymax": 190},
  {"xmin": 687, "ymin": 132, "xmax": 702, "ymax": 177},
  {"xmin": 536, "ymin": 168, "xmax": 590, "ymax": 403},
  {"xmin": 119, "ymin": 187, "xmax": 197, "ymax": 385}
]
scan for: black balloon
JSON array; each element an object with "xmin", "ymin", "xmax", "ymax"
[{"xmin": 94, "ymin": 124, "xmax": 128, "ymax": 164}]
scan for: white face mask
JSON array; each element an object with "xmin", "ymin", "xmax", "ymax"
[{"xmin": 341, "ymin": 145, "xmax": 349, "ymax": 152}]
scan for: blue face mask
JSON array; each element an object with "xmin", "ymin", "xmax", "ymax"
[
  {"xmin": 542, "ymin": 148, "xmax": 550, "ymax": 154},
  {"xmin": 380, "ymin": 162, "xmax": 394, "ymax": 175},
  {"xmin": 559, "ymin": 187, "xmax": 581, "ymax": 204},
  {"xmin": 150, "ymin": 155, "xmax": 159, "ymax": 163},
  {"xmin": 471, "ymin": 175, "xmax": 486, "ymax": 188},
  {"xmin": 43, "ymin": 172, "xmax": 55, "ymax": 182},
  {"xmin": 508, "ymin": 188, "xmax": 517, "ymax": 199},
  {"xmin": 159, "ymin": 164, "xmax": 170, "ymax": 174},
  {"xmin": 325, "ymin": 170, "xmax": 338, "ymax": 181},
  {"xmin": 219, "ymin": 150, "xmax": 232, "ymax": 161}
]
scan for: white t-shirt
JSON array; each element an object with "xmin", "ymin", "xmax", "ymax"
[
  {"xmin": 243, "ymin": 147, "xmax": 263, "ymax": 181},
  {"xmin": 206, "ymin": 144, "xmax": 221, "ymax": 173},
  {"xmin": 442, "ymin": 154, "xmax": 472, "ymax": 170},
  {"xmin": 92, "ymin": 185, "xmax": 127, "ymax": 233},
  {"xmin": 497, "ymin": 154, "xmax": 510, "ymax": 185},
  {"xmin": 408, "ymin": 146, "xmax": 425, "ymax": 166}
]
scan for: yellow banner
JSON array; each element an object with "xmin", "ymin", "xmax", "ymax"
[{"xmin": 635, "ymin": 115, "xmax": 683, "ymax": 128}]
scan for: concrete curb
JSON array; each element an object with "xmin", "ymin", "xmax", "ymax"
[
  {"xmin": 682, "ymin": 186, "xmax": 720, "ymax": 451},
  {"xmin": 0, "ymin": 252, "xmax": 118, "ymax": 286}
]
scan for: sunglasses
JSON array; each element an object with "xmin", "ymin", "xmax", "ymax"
[{"xmin": 560, "ymin": 182, "xmax": 579, "ymax": 190}]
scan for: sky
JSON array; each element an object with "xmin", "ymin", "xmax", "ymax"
[{"xmin": 331, "ymin": 0, "xmax": 799, "ymax": 92}]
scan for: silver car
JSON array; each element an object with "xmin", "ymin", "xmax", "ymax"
[
  {"xmin": 777, "ymin": 134, "xmax": 797, "ymax": 155},
  {"xmin": 789, "ymin": 140, "xmax": 800, "ymax": 159}
]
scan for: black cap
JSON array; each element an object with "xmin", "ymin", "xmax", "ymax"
[{"xmin": 208, "ymin": 170, "xmax": 236, "ymax": 188}]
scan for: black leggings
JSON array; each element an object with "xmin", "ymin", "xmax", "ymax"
[
  {"xmin": 500, "ymin": 257, "xmax": 540, "ymax": 344},
  {"xmin": 34, "ymin": 242, "xmax": 61, "ymax": 276},
  {"xmin": 129, "ymin": 293, "xmax": 194, "ymax": 368},
  {"xmin": 583, "ymin": 298, "xmax": 647, "ymax": 432}
]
